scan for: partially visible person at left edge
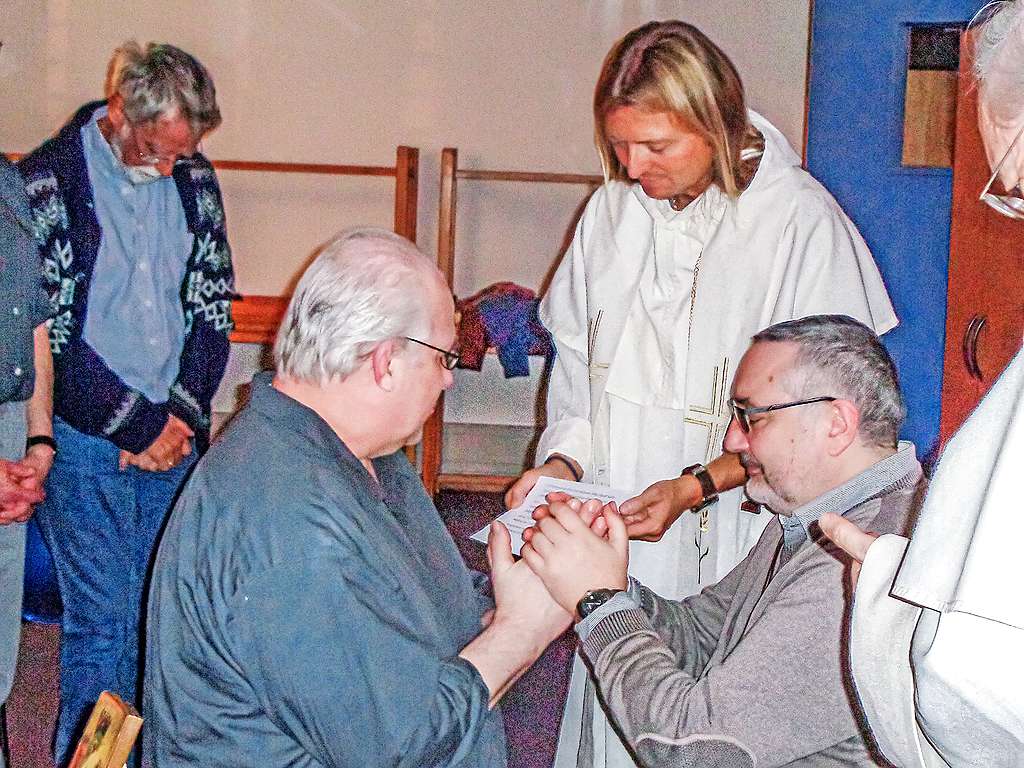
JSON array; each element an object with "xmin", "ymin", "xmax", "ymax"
[
  {"xmin": 18, "ymin": 41, "xmax": 233, "ymax": 764},
  {"xmin": 0, "ymin": 153, "xmax": 54, "ymax": 768}
]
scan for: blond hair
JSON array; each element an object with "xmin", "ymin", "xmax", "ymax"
[{"xmin": 594, "ymin": 21, "xmax": 758, "ymax": 198}]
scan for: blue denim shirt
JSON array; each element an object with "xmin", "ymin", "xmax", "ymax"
[
  {"xmin": 0, "ymin": 156, "xmax": 49, "ymax": 403},
  {"xmin": 79, "ymin": 106, "xmax": 192, "ymax": 402}
]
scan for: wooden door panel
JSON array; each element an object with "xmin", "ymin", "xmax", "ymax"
[{"xmin": 942, "ymin": 33, "xmax": 1024, "ymax": 441}]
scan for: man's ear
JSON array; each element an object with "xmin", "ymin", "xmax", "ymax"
[
  {"xmin": 370, "ymin": 340, "xmax": 397, "ymax": 391},
  {"xmin": 106, "ymin": 93, "xmax": 126, "ymax": 131},
  {"xmin": 826, "ymin": 399, "xmax": 860, "ymax": 456}
]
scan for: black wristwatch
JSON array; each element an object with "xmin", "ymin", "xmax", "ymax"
[
  {"xmin": 681, "ymin": 462, "xmax": 718, "ymax": 512},
  {"xmin": 576, "ymin": 588, "xmax": 624, "ymax": 619},
  {"xmin": 25, "ymin": 435, "xmax": 58, "ymax": 455}
]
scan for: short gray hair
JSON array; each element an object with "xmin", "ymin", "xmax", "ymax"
[
  {"xmin": 752, "ymin": 315, "xmax": 905, "ymax": 448},
  {"xmin": 105, "ymin": 41, "xmax": 221, "ymax": 137},
  {"xmin": 274, "ymin": 227, "xmax": 438, "ymax": 384}
]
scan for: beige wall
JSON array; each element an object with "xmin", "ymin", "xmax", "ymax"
[
  {"xmin": 3, "ymin": 1, "xmax": 811, "ymax": 431},
  {"xmin": 1, "ymin": 0, "xmax": 810, "ymax": 298}
]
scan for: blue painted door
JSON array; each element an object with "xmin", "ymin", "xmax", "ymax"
[{"xmin": 806, "ymin": 0, "xmax": 985, "ymax": 457}]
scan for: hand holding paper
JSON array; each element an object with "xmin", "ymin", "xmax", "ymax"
[
  {"xmin": 520, "ymin": 499, "xmax": 630, "ymax": 615},
  {"xmin": 471, "ymin": 475, "xmax": 633, "ymax": 555}
]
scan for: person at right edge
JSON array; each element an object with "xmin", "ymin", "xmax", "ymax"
[
  {"xmin": 820, "ymin": 2, "xmax": 1024, "ymax": 764},
  {"xmin": 505, "ymin": 21, "xmax": 896, "ymax": 768}
]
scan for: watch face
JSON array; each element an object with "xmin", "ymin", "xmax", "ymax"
[{"xmin": 577, "ymin": 588, "xmax": 621, "ymax": 618}]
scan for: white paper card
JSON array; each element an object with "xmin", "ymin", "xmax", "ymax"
[{"xmin": 470, "ymin": 475, "xmax": 634, "ymax": 555}]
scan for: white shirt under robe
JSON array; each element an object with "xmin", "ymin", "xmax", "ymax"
[
  {"xmin": 538, "ymin": 111, "xmax": 898, "ymax": 768},
  {"xmin": 851, "ymin": 348, "xmax": 1024, "ymax": 768}
]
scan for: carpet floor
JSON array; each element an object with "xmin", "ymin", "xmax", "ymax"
[{"xmin": 3, "ymin": 489, "xmax": 573, "ymax": 768}]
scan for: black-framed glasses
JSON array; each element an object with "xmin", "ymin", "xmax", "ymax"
[
  {"xmin": 979, "ymin": 124, "xmax": 1024, "ymax": 220},
  {"xmin": 403, "ymin": 337, "xmax": 460, "ymax": 370},
  {"xmin": 728, "ymin": 396, "xmax": 837, "ymax": 433}
]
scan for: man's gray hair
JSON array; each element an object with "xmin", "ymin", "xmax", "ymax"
[
  {"xmin": 752, "ymin": 315, "xmax": 905, "ymax": 448},
  {"xmin": 274, "ymin": 227, "xmax": 438, "ymax": 384},
  {"xmin": 105, "ymin": 41, "xmax": 221, "ymax": 137},
  {"xmin": 974, "ymin": 1, "xmax": 1024, "ymax": 82}
]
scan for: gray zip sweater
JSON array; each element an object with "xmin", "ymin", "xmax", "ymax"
[{"xmin": 580, "ymin": 447, "xmax": 925, "ymax": 768}]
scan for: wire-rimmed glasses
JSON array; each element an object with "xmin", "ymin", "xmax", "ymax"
[
  {"xmin": 728, "ymin": 396, "xmax": 837, "ymax": 433},
  {"xmin": 403, "ymin": 336, "xmax": 460, "ymax": 370},
  {"xmin": 979, "ymin": 124, "xmax": 1024, "ymax": 220}
]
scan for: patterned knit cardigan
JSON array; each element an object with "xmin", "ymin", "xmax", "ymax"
[{"xmin": 18, "ymin": 101, "xmax": 235, "ymax": 454}]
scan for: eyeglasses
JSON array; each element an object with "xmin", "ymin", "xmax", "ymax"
[
  {"xmin": 137, "ymin": 149, "xmax": 189, "ymax": 166},
  {"xmin": 403, "ymin": 337, "xmax": 460, "ymax": 370},
  {"xmin": 135, "ymin": 143, "xmax": 193, "ymax": 167},
  {"xmin": 979, "ymin": 124, "xmax": 1024, "ymax": 220},
  {"xmin": 728, "ymin": 396, "xmax": 837, "ymax": 433},
  {"xmin": 128, "ymin": 121, "xmax": 198, "ymax": 167}
]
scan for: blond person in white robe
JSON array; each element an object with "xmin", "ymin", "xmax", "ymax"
[
  {"xmin": 504, "ymin": 21, "xmax": 897, "ymax": 768},
  {"xmin": 821, "ymin": 4, "xmax": 1024, "ymax": 765}
]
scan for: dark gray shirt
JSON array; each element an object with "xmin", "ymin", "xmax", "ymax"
[
  {"xmin": 0, "ymin": 156, "xmax": 49, "ymax": 403},
  {"xmin": 144, "ymin": 373, "xmax": 505, "ymax": 767}
]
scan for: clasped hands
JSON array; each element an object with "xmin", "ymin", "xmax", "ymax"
[
  {"xmin": 505, "ymin": 458, "xmax": 702, "ymax": 544},
  {"xmin": 0, "ymin": 436, "xmax": 57, "ymax": 525},
  {"xmin": 469, "ymin": 497, "xmax": 631, "ymax": 707},
  {"xmin": 489, "ymin": 492, "xmax": 629, "ymax": 625},
  {"xmin": 0, "ymin": 455, "xmax": 48, "ymax": 526},
  {"xmin": 118, "ymin": 413, "xmax": 193, "ymax": 473}
]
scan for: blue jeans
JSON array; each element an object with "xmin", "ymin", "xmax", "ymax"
[
  {"xmin": 35, "ymin": 418, "xmax": 196, "ymax": 765},
  {"xmin": 0, "ymin": 400, "xmax": 26, "ymax": 768}
]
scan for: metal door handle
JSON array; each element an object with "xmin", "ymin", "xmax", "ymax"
[{"xmin": 963, "ymin": 314, "xmax": 987, "ymax": 381}]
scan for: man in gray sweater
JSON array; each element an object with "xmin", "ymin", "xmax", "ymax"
[{"xmin": 522, "ymin": 314, "xmax": 923, "ymax": 767}]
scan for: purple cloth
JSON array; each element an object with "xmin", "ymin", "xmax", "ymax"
[{"xmin": 457, "ymin": 282, "xmax": 552, "ymax": 378}]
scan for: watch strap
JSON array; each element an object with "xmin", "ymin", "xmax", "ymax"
[
  {"xmin": 547, "ymin": 453, "xmax": 582, "ymax": 482},
  {"xmin": 681, "ymin": 462, "xmax": 718, "ymax": 511},
  {"xmin": 576, "ymin": 588, "xmax": 624, "ymax": 619}
]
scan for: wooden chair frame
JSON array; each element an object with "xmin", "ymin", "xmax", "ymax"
[
  {"xmin": 225, "ymin": 148, "xmax": 419, "ymax": 342},
  {"xmin": 7, "ymin": 147, "xmax": 419, "ymax": 343},
  {"xmin": 6, "ymin": 147, "xmax": 420, "ymax": 463},
  {"xmin": 423, "ymin": 147, "xmax": 601, "ymax": 496}
]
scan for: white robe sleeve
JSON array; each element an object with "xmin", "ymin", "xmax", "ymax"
[
  {"xmin": 851, "ymin": 534, "xmax": 1024, "ymax": 768},
  {"xmin": 849, "ymin": 535, "xmax": 945, "ymax": 768},
  {"xmin": 534, "ymin": 336, "xmax": 593, "ymax": 474},
  {"xmin": 535, "ymin": 194, "xmax": 598, "ymax": 474}
]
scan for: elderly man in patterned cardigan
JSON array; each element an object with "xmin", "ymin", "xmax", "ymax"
[{"xmin": 18, "ymin": 41, "xmax": 233, "ymax": 764}]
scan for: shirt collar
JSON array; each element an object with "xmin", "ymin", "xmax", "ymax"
[
  {"xmin": 631, "ymin": 179, "xmax": 729, "ymax": 229},
  {"xmin": 785, "ymin": 440, "xmax": 919, "ymax": 544},
  {"xmin": 81, "ymin": 105, "xmax": 122, "ymax": 183},
  {"xmin": 248, "ymin": 371, "xmax": 359, "ymax": 466},
  {"xmin": 247, "ymin": 371, "xmax": 406, "ymax": 504}
]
